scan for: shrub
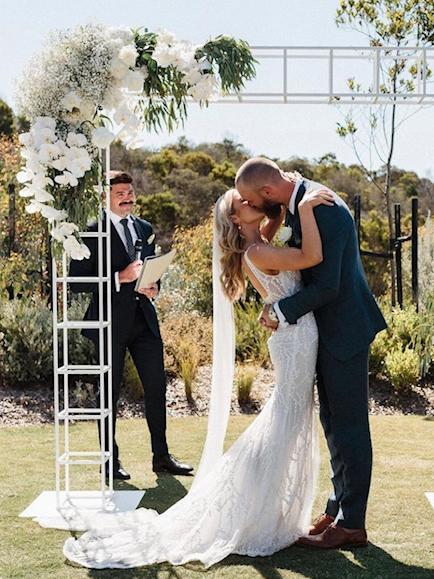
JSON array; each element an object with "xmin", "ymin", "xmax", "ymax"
[
  {"xmin": 0, "ymin": 296, "xmax": 53, "ymax": 385},
  {"xmin": 0, "ymin": 295, "xmax": 95, "ymax": 387},
  {"xmin": 370, "ymin": 300, "xmax": 433, "ymax": 388},
  {"xmin": 160, "ymin": 217, "xmax": 213, "ymax": 316},
  {"xmin": 384, "ymin": 347, "xmax": 420, "ymax": 390},
  {"xmin": 236, "ymin": 364, "xmax": 256, "ymax": 404},
  {"xmin": 178, "ymin": 341, "xmax": 200, "ymax": 402},
  {"xmin": 160, "ymin": 311, "xmax": 212, "ymax": 377},
  {"xmin": 235, "ymin": 300, "xmax": 270, "ymax": 367}
]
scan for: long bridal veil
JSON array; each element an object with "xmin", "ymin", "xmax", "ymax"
[{"xmin": 191, "ymin": 197, "xmax": 235, "ymax": 488}]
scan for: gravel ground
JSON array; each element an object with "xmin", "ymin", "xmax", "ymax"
[{"xmin": 1, "ymin": 364, "xmax": 433, "ymax": 428}]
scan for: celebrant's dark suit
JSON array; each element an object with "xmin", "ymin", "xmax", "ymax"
[
  {"xmin": 279, "ymin": 179, "xmax": 386, "ymax": 529},
  {"xmin": 69, "ymin": 213, "xmax": 169, "ymax": 465}
]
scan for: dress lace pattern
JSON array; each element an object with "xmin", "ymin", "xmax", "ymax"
[{"xmin": 63, "ymin": 257, "xmax": 320, "ymax": 569}]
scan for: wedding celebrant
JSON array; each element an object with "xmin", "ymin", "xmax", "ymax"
[{"xmin": 69, "ymin": 170, "xmax": 193, "ymax": 479}]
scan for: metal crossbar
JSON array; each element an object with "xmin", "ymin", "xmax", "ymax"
[
  {"xmin": 217, "ymin": 46, "xmax": 434, "ymax": 105},
  {"xmin": 52, "ymin": 149, "xmax": 113, "ymax": 510}
]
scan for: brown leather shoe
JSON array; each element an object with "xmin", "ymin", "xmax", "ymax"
[
  {"xmin": 308, "ymin": 514, "xmax": 335, "ymax": 535},
  {"xmin": 297, "ymin": 523, "xmax": 368, "ymax": 549}
]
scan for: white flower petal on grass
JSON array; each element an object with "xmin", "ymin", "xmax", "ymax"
[
  {"xmin": 118, "ymin": 45, "xmax": 139, "ymax": 68},
  {"xmin": 91, "ymin": 127, "xmax": 115, "ymax": 149}
]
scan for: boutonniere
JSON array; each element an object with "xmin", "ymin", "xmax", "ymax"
[
  {"xmin": 278, "ymin": 225, "xmax": 292, "ymax": 243},
  {"xmin": 147, "ymin": 233, "xmax": 155, "ymax": 245}
]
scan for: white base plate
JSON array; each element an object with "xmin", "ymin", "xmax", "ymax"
[
  {"xmin": 20, "ymin": 490, "xmax": 145, "ymax": 530},
  {"xmin": 425, "ymin": 492, "xmax": 434, "ymax": 510}
]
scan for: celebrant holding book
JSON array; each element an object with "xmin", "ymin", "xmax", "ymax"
[{"xmin": 69, "ymin": 170, "xmax": 193, "ymax": 479}]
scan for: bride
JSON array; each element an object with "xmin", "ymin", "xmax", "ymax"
[{"xmin": 63, "ymin": 186, "xmax": 334, "ymax": 569}]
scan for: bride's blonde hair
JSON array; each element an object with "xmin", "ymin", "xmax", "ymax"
[{"xmin": 214, "ymin": 189, "xmax": 246, "ymax": 302}]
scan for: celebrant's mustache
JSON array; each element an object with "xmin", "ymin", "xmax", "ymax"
[{"xmin": 120, "ymin": 201, "xmax": 134, "ymax": 206}]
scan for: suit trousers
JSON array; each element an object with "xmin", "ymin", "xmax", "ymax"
[
  {"xmin": 94, "ymin": 302, "xmax": 169, "ymax": 467},
  {"xmin": 316, "ymin": 344, "xmax": 372, "ymax": 529}
]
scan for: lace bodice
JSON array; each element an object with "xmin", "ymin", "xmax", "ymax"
[{"xmin": 243, "ymin": 247, "xmax": 303, "ymax": 304}]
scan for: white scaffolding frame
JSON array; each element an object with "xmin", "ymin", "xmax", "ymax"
[
  {"xmin": 52, "ymin": 148, "xmax": 114, "ymax": 510},
  {"xmin": 218, "ymin": 46, "xmax": 434, "ymax": 105},
  {"xmin": 21, "ymin": 44, "xmax": 433, "ymax": 528}
]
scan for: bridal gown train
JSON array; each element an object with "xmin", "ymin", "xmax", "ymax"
[{"xmin": 64, "ymin": 258, "xmax": 320, "ymax": 569}]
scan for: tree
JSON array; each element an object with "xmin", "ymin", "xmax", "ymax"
[
  {"xmin": 335, "ymin": 0, "xmax": 434, "ymax": 305},
  {"xmin": 0, "ymin": 100, "xmax": 14, "ymax": 137}
]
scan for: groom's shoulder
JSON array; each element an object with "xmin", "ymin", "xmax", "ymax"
[{"xmin": 304, "ymin": 179, "xmax": 353, "ymax": 230}]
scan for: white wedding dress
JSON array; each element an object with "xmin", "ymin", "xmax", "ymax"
[{"xmin": 63, "ymin": 256, "xmax": 320, "ymax": 569}]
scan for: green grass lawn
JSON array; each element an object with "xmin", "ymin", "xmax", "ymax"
[{"xmin": 1, "ymin": 415, "xmax": 433, "ymax": 578}]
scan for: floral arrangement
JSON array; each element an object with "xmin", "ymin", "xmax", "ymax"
[{"xmin": 16, "ymin": 24, "xmax": 256, "ymax": 259}]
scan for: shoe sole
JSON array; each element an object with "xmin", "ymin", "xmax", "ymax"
[
  {"xmin": 296, "ymin": 541, "xmax": 368, "ymax": 549},
  {"xmin": 152, "ymin": 467, "xmax": 193, "ymax": 475}
]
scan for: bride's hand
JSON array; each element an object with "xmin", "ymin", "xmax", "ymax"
[{"xmin": 299, "ymin": 189, "xmax": 334, "ymax": 210}]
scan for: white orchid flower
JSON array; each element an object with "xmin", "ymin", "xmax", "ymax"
[
  {"xmin": 33, "ymin": 117, "xmax": 57, "ymax": 131},
  {"xmin": 118, "ymin": 45, "xmax": 139, "ymax": 68},
  {"xmin": 54, "ymin": 171, "xmax": 79, "ymax": 187},
  {"xmin": 61, "ymin": 91, "xmax": 82, "ymax": 112},
  {"xmin": 63, "ymin": 235, "xmax": 90, "ymax": 260},
  {"xmin": 91, "ymin": 127, "xmax": 115, "ymax": 149},
  {"xmin": 66, "ymin": 132, "xmax": 87, "ymax": 148}
]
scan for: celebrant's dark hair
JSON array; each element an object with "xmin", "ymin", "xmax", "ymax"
[{"xmin": 109, "ymin": 171, "xmax": 133, "ymax": 187}]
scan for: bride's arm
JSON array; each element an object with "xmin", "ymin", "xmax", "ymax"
[
  {"xmin": 248, "ymin": 190, "xmax": 334, "ymax": 271},
  {"xmin": 259, "ymin": 206, "xmax": 285, "ymax": 242}
]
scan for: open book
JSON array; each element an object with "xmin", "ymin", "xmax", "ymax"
[{"xmin": 135, "ymin": 250, "xmax": 176, "ymax": 291}]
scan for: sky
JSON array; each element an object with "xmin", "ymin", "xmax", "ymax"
[{"xmin": 1, "ymin": 0, "xmax": 433, "ymax": 178}]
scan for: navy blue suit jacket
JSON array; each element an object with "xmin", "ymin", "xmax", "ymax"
[{"xmin": 278, "ymin": 180, "xmax": 386, "ymax": 361}]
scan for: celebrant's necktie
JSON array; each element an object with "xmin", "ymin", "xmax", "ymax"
[{"xmin": 120, "ymin": 218, "xmax": 136, "ymax": 261}]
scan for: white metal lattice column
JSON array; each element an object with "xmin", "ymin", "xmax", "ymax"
[{"xmin": 20, "ymin": 147, "xmax": 144, "ymax": 530}]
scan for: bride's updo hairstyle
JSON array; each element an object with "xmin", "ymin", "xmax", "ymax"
[{"xmin": 214, "ymin": 189, "xmax": 246, "ymax": 302}]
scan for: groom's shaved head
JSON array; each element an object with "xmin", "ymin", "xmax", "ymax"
[{"xmin": 235, "ymin": 157, "xmax": 281, "ymax": 192}]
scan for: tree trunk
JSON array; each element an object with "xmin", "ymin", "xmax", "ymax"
[{"xmin": 385, "ymin": 71, "xmax": 399, "ymax": 306}]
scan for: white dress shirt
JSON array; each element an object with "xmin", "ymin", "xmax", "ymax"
[
  {"xmin": 111, "ymin": 213, "xmax": 138, "ymax": 292},
  {"xmin": 273, "ymin": 179, "xmax": 303, "ymax": 326}
]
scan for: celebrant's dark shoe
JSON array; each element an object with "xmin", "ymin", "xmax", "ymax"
[
  {"xmin": 105, "ymin": 463, "xmax": 131, "ymax": 481},
  {"xmin": 308, "ymin": 514, "xmax": 335, "ymax": 535},
  {"xmin": 297, "ymin": 523, "xmax": 368, "ymax": 549},
  {"xmin": 152, "ymin": 454, "xmax": 194, "ymax": 475}
]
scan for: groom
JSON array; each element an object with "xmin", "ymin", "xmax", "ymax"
[{"xmin": 236, "ymin": 158, "xmax": 386, "ymax": 549}]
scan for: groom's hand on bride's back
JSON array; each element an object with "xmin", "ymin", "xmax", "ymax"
[{"xmin": 258, "ymin": 304, "xmax": 279, "ymax": 331}]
